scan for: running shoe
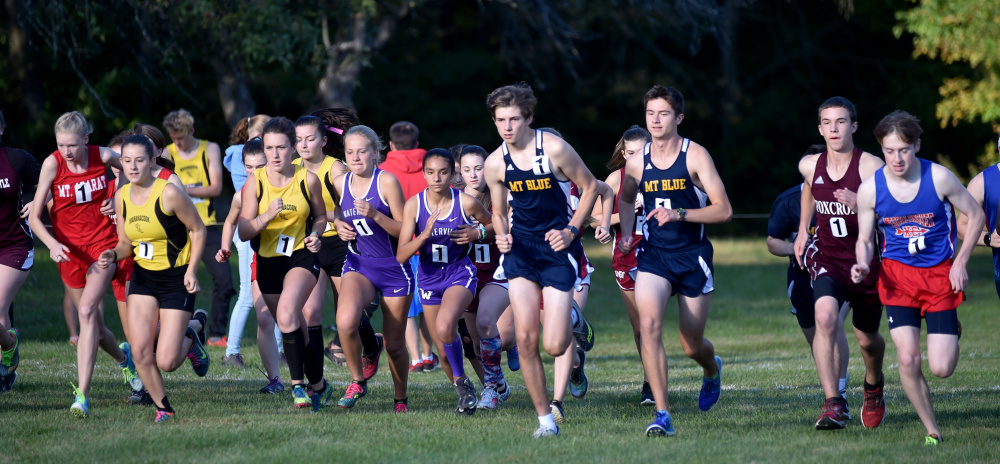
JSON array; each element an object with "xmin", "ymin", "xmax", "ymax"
[
  {"xmin": 154, "ymin": 410, "xmax": 174, "ymax": 423},
  {"xmin": 221, "ymin": 353, "xmax": 245, "ymax": 368},
  {"xmin": 71, "ymin": 385, "xmax": 89, "ymax": 418},
  {"xmin": 570, "ymin": 302, "xmax": 595, "ymax": 352},
  {"xmin": 815, "ymin": 397, "xmax": 848, "ymax": 430},
  {"xmin": 119, "ymin": 342, "xmax": 144, "ymax": 391},
  {"xmin": 127, "ymin": 389, "xmax": 154, "ymax": 405},
  {"xmin": 69, "ymin": 335, "xmax": 78, "ymax": 346},
  {"xmin": 421, "ymin": 353, "xmax": 440, "ymax": 372},
  {"xmin": 186, "ymin": 327, "xmax": 210, "ymax": 377},
  {"xmin": 925, "ymin": 434, "xmax": 942, "ymax": 446},
  {"xmin": 640, "ymin": 381, "xmax": 655, "ymax": 406},
  {"xmin": 292, "ymin": 384, "xmax": 311, "ymax": 409},
  {"xmin": 260, "ymin": 376, "xmax": 285, "ymax": 394},
  {"xmin": 454, "ymin": 375, "xmax": 478, "ymax": 414},
  {"xmin": 1, "ymin": 328, "xmax": 20, "ymax": 377},
  {"xmin": 646, "ymin": 410, "xmax": 676, "ymax": 437},
  {"xmin": 311, "ymin": 380, "xmax": 334, "ymax": 412},
  {"xmin": 506, "ymin": 344, "xmax": 520, "ymax": 372},
  {"xmin": 0, "ymin": 372, "xmax": 16, "ymax": 393},
  {"xmin": 569, "ymin": 348, "xmax": 588, "ymax": 399},
  {"xmin": 338, "ymin": 381, "xmax": 368, "ymax": 408},
  {"xmin": 532, "ymin": 424, "xmax": 559, "ymax": 438},
  {"xmin": 409, "ymin": 361, "xmax": 425, "ymax": 373},
  {"xmin": 478, "ymin": 383, "xmax": 511, "ymax": 410},
  {"xmin": 698, "ymin": 356, "xmax": 722, "ymax": 411},
  {"xmin": 207, "ymin": 337, "xmax": 228, "ymax": 348},
  {"xmin": 192, "ymin": 309, "xmax": 208, "ymax": 346},
  {"xmin": 362, "ymin": 333, "xmax": 384, "ymax": 381},
  {"xmin": 843, "ymin": 397, "xmax": 851, "ymax": 420},
  {"xmin": 550, "ymin": 400, "xmax": 566, "ymax": 424},
  {"xmin": 394, "ymin": 398, "xmax": 409, "ymax": 413},
  {"xmin": 861, "ymin": 375, "xmax": 887, "ymax": 429}
]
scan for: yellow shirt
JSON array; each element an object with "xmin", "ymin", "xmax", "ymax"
[
  {"xmin": 293, "ymin": 157, "xmax": 339, "ymax": 237},
  {"xmin": 167, "ymin": 139, "xmax": 216, "ymax": 225},
  {"xmin": 121, "ymin": 179, "xmax": 191, "ymax": 271},
  {"xmin": 253, "ymin": 165, "xmax": 313, "ymax": 258}
]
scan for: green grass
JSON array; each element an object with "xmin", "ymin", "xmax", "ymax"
[{"xmin": 2, "ymin": 239, "xmax": 999, "ymax": 463}]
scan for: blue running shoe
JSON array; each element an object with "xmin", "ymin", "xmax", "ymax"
[
  {"xmin": 646, "ymin": 410, "xmax": 675, "ymax": 437},
  {"xmin": 311, "ymin": 380, "xmax": 334, "ymax": 412},
  {"xmin": 154, "ymin": 410, "xmax": 174, "ymax": 423},
  {"xmin": 186, "ymin": 327, "xmax": 210, "ymax": 377},
  {"xmin": 0, "ymin": 328, "xmax": 20, "ymax": 377},
  {"xmin": 698, "ymin": 356, "xmax": 722, "ymax": 411},
  {"xmin": 570, "ymin": 301, "xmax": 595, "ymax": 352},
  {"xmin": 0, "ymin": 372, "xmax": 17, "ymax": 393},
  {"xmin": 119, "ymin": 342, "xmax": 144, "ymax": 391},
  {"xmin": 71, "ymin": 384, "xmax": 90, "ymax": 418},
  {"xmin": 506, "ymin": 344, "xmax": 520, "ymax": 372},
  {"xmin": 569, "ymin": 348, "xmax": 588, "ymax": 399}
]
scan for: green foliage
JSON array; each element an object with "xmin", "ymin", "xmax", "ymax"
[{"xmin": 896, "ymin": 0, "xmax": 1000, "ymax": 128}]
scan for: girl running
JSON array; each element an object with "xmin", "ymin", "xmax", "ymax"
[
  {"xmin": 397, "ymin": 148, "xmax": 493, "ymax": 414},
  {"xmin": 0, "ymin": 110, "xmax": 41, "ymax": 392},
  {"xmin": 238, "ymin": 117, "xmax": 331, "ymax": 411},
  {"xmin": 98, "ymin": 135, "xmax": 207, "ymax": 423},
  {"xmin": 602, "ymin": 125, "xmax": 652, "ymax": 404},
  {"xmin": 293, "ymin": 111, "xmax": 384, "ymax": 380},
  {"xmin": 28, "ymin": 111, "xmax": 142, "ymax": 417},
  {"xmin": 331, "ymin": 125, "xmax": 412, "ymax": 412},
  {"xmin": 455, "ymin": 145, "xmax": 516, "ymax": 411},
  {"xmin": 216, "ymin": 138, "xmax": 284, "ymax": 393}
]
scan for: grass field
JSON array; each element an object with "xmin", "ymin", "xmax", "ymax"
[{"xmin": 2, "ymin": 239, "xmax": 999, "ymax": 463}]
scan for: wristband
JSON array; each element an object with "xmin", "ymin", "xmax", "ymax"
[
  {"xmin": 112, "ymin": 250, "xmax": 118, "ymax": 262},
  {"xmin": 310, "ymin": 231, "xmax": 319, "ymax": 237},
  {"xmin": 477, "ymin": 224, "xmax": 487, "ymax": 241},
  {"xmin": 985, "ymin": 232, "xmax": 993, "ymax": 248},
  {"xmin": 676, "ymin": 208, "xmax": 687, "ymax": 222}
]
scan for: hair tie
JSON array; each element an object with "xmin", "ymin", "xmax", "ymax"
[{"xmin": 326, "ymin": 125, "xmax": 343, "ymax": 135}]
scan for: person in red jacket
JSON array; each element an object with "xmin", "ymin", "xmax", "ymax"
[{"xmin": 379, "ymin": 122, "xmax": 439, "ymax": 373}]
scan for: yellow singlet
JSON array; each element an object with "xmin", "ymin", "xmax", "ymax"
[
  {"xmin": 121, "ymin": 178, "xmax": 191, "ymax": 271},
  {"xmin": 253, "ymin": 165, "xmax": 313, "ymax": 258},
  {"xmin": 293, "ymin": 157, "xmax": 340, "ymax": 238},
  {"xmin": 167, "ymin": 139, "xmax": 216, "ymax": 225}
]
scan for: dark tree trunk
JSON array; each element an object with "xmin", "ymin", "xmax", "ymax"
[
  {"xmin": 5, "ymin": 0, "xmax": 45, "ymax": 119},
  {"xmin": 212, "ymin": 56, "xmax": 256, "ymax": 128}
]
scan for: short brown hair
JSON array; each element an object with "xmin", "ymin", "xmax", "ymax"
[
  {"xmin": 389, "ymin": 121, "xmax": 419, "ymax": 150},
  {"xmin": 817, "ymin": 96, "xmax": 858, "ymax": 124},
  {"xmin": 486, "ymin": 83, "xmax": 537, "ymax": 119},
  {"xmin": 873, "ymin": 110, "xmax": 923, "ymax": 146},
  {"xmin": 162, "ymin": 109, "xmax": 195, "ymax": 133},
  {"xmin": 643, "ymin": 86, "xmax": 684, "ymax": 114}
]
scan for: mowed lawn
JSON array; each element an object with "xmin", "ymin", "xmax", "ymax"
[{"xmin": 2, "ymin": 238, "xmax": 998, "ymax": 463}]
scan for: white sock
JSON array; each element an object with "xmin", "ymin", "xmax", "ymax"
[
  {"xmin": 570, "ymin": 307, "xmax": 580, "ymax": 326},
  {"xmin": 538, "ymin": 413, "xmax": 557, "ymax": 430}
]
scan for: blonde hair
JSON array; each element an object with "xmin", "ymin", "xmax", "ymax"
[
  {"xmin": 54, "ymin": 111, "xmax": 94, "ymax": 136},
  {"xmin": 162, "ymin": 109, "xmax": 195, "ymax": 133},
  {"xmin": 344, "ymin": 125, "xmax": 386, "ymax": 162}
]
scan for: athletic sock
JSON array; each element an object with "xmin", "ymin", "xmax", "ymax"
[
  {"xmin": 570, "ymin": 306, "xmax": 580, "ymax": 327},
  {"xmin": 282, "ymin": 330, "xmax": 306, "ymax": 382},
  {"xmin": 304, "ymin": 326, "xmax": 325, "ymax": 386},
  {"xmin": 839, "ymin": 373, "xmax": 849, "ymax": 399},
  {"xmin": 157, "ymin": 396, "xmax": 174, "ymax": 414},
  {"xmin": 443, "ymin": 337, "xmax": 465, "ymax": 379},
  {"xmin": 359, "ymin": 315, "xmax": 379, "ymax": 356},
  {"xmin": 480, "ymin": 335, "xmax": 504, "ymax": 386},
  {"xmin": 538, "ymin": 413, "xmax": 557, "ymax": 430}
]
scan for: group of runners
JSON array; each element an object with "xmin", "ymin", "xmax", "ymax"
[{"xmin": 0, "ymin": 84, "xmax": 997, "ymax": 443}]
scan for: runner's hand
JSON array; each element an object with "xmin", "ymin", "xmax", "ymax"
[
  {"xmin": 850, "ymin": 263, "xmax": 869, "ymax": 284},
  {"xmin": 97, "ymin": 249, "xmax": 116, "ymax": 269},
  {"xmin": 100, "ymin": 198, "xmax": 115, "ymax": 217},
  {"xmin": 335, "ymin": 218, "xmax": 356, "ymax": 240},
  {"xmin": 216, "ymin": 249, "xmax": 231, "ymax": 262},
  {"xmin": 545, "ymin": 228, "xmax": 572, "ymax": 252},
  {"xmin": 496, "ymin": 233, "xmax": 513, "ymax": 253},
  {"xmin": 594, "ymin": 225, "xmax": 611, "ymax": 244}
]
